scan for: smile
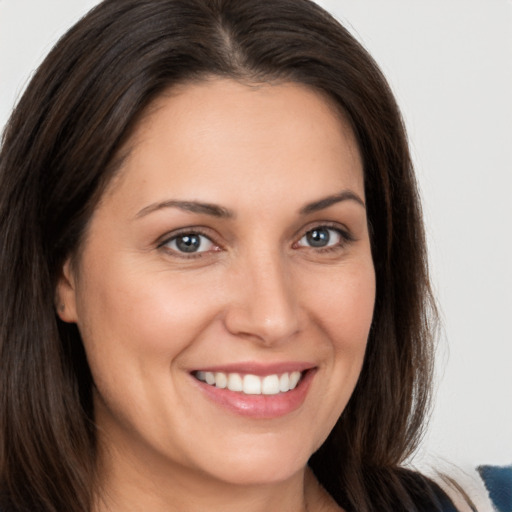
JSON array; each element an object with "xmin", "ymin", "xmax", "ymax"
[
  {"xmin": 191, "ymin": 363, "xmax": 316, "ymax": 418},
  {"xmin": 194, "ymin": 370, "xmax": 303, "ymax": 395}
]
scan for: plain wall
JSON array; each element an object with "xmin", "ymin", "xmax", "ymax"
[{"xmin": 1, "ymin": 0, "xmax": 511, "ymax": 470}]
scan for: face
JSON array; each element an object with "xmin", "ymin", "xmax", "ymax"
[{"xmin": 57, "ymin": 79, "xmax": 375, "ymax": 489}]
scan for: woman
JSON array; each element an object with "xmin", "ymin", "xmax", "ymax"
[{"xmin": 0, "ymin": 0, "xmax": 461, "ymax": 511}]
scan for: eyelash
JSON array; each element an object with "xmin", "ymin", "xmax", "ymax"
[
  {"xmin": 158, "ymin": 223, "xmax": 354, "ymax": 258},
  {"xmin": 294, "ymin": 223, "xmax": 354, "ymax": 254},
  {"xmin": 158, "ymin": 228, "xmax": 218, "ymax": 259}
]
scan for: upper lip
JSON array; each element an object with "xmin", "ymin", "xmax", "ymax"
[{"xmin": 191, "ymin": 361, "xmax": 316, "ymax": 376}]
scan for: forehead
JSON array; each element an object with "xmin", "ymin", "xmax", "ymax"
[{"xmin": 105, "ymin": 78, "xmax": 364, "ymax": 209}]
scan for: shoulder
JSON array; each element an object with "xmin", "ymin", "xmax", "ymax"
[
  {"xmin": 478, "ymin": 464, "xmax": 512, "ymax": 512},
  {"xmin": 400, "ymin": 470, "xmax": 460, "ymax": 512},
  {"xmin": 424, "ymin": 462, "xmax": 507, "ymax": 512},
  {"xmin": 428, "ymin": 482, "xmax": 460, "ymax": 512}
]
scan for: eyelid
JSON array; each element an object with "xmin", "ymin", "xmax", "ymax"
[
  {"xmin": 293, "ymin": 222, "xmax": 355, "ymax": 250},
  {"xmin": 296, "ymin": 221, "xmax": 353, "ymax": 240},
  {"xmin": 157, "ymin": 227, "xmax": 222, "ymax": 256},
  {"xmin": 155, "ymin": 222, "xmax": 354, "ymax": 257}
]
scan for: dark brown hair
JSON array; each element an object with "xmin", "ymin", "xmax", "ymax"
[{"xmin": 0, "ymin": 1, "xmax": 439, "ymax": 511}]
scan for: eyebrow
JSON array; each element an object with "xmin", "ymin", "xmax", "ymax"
[
  {"xmin": 299, "ymin": 190, "xmax": 365, "ymax": 214},
  {"xmin": 135, "ymin": 200, "xmax": 234, "ymax": 219},
  {"xmin": 135, "ymin": 189, "xmax": 365, "ymax": 220}
]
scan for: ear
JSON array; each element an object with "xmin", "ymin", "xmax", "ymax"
[{"xmin": 55, "ymin": 258, "xmax": 79, "ymax": 323}]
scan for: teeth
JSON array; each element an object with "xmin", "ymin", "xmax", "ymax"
[
  {"xmin": 262, "ymin": 375, "xmax": 280, "ymax": 395},
  {"xmin": 227, "ymin": 373, "xmax": 243, "ymax": 392},
  {"xmin": 289, "ymin": 371, "xmax": 301, "ymax": 389},
  {"xmin": 195, "ymin": 370, "xmax": 304, "ymax": 395},
  {"xmin": 279, "ymin": 372, "xmax": 290, "ymax": 392},
  {"xmin": 243, "ymin": 374, "xmax": 261, "ymax": 395},
  {"xmin": 215, "ymin": 372, "xmax": 227, "ymax": 389}
]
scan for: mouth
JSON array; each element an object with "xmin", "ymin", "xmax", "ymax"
[
  {"xmin": 193, "ymin": 370, "xmax": 305, "ymax": 396},
  {"xmin": 190, "ymin": 365, "xmax": 316, "ymax": 418}
]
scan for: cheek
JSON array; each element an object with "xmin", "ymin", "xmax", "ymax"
[
  {"xmin": 310, "ymin": 260, "xmax": 376, "ymax": 347},
  {"xmin": 73, "ymin": 262, "xmax": 224, "ymax": 440},
  {"xmin": 307, "ymin": 260, "xmax": 375, "ymax": 406},
  {"xmin": 73, "ymin": 255, "xmax": 223, "ymax": 397}
]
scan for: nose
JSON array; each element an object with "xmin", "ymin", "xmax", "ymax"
[{"xmin": 223, "ymin": 250, "xmax": 301, "ymax": 346}]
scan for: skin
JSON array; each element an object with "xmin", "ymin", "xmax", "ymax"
[{"xmin": 57, "ymin": 78, "xmax": 375, "ymax": 512}]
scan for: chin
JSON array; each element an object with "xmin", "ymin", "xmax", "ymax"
[{"xmin": 193, "ymin": 434, "xmax": 317, "ymax": 486}]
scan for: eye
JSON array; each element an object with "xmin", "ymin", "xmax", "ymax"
[
  {"xmin": 296, "ymin": 226, "xmax": 345, "ymax": 249},
  {"xmin": 162, "ymin": 232, "xmax": 216, "ymax": 254}
]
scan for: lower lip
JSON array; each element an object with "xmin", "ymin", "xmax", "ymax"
[{"xmin": 193, "ymin": 370, "xmax": 316, "ymax": 419}]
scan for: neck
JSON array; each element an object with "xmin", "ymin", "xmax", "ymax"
[{"xmin": 95, "ymin": 466, "xmax": 311, "ymax": 512}]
